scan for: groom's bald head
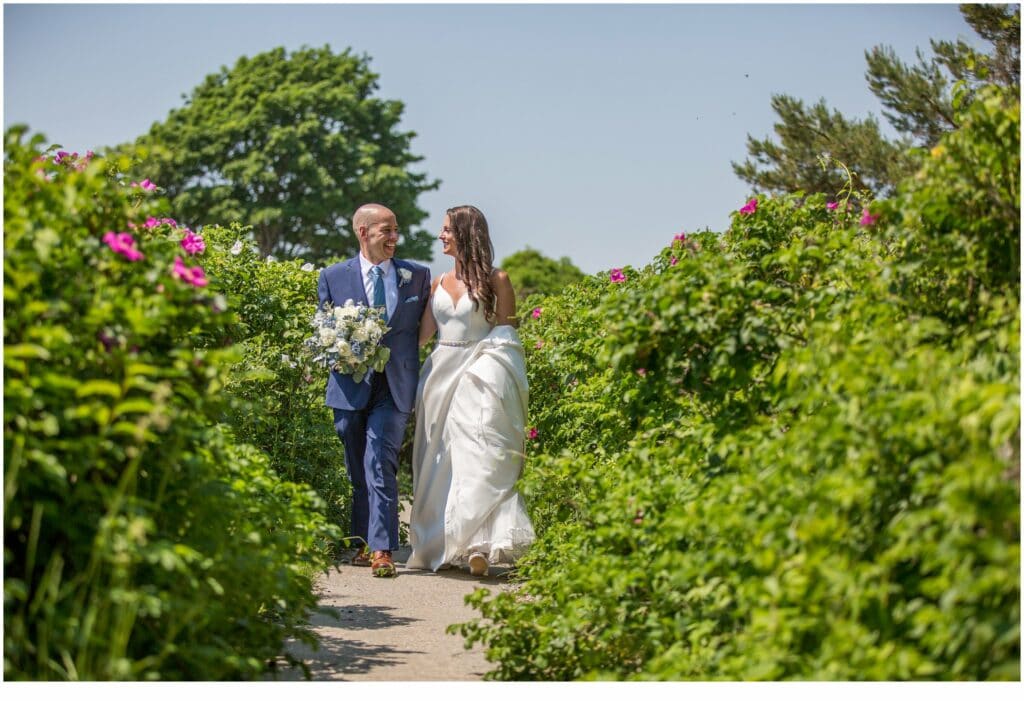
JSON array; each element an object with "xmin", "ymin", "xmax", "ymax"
[
  {"xmin": 353, "ymin": 204, "xmax": 391, "ymax": 233},
  {"xmin": 353, "ymin": 203, "xmax": 399, "ymax": 263}
]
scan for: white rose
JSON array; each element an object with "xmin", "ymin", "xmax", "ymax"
[
  {"xmin": 301, "ymin": 262, "xmax": 315, "ymax": 272},
  {"xmin": 351, "ymin": 325, "xmax": 369, "ymax": 342},
  {"xmin": 230, "ymin": 240, "xmax": 244, "ymax": 255},
  {"xmin": 319, "ymin": 327, "xmax": 338, "ymax": 346}
]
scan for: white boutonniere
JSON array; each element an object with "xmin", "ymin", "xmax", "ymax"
[{"xmin": 398, "ymin": 267, "xmax": 412, "ymax": 287}]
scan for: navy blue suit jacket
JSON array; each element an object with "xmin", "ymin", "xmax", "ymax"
[{"xmin": 317, "ymin": 257, "xmax": 431, "ymax": 414}]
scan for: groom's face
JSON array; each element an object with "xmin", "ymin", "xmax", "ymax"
[{"xmin": 359, "ymin": 210, "xmax": 399, "ymax": 263}]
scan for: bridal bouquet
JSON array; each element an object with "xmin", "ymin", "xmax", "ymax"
[{"xmin": 304, "ymin": 300, "xmax": 390, "ymax": 383}]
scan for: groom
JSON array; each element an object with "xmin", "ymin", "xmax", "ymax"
[{"xmin": 318, "ymin": 203, "xmax": 431, "ymax": 577}]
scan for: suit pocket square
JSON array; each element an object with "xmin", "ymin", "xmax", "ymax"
[{"xmin": 405, "ymin": 295, "xmax": 420, "ymax": 303}]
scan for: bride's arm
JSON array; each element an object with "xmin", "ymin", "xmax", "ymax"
[
  {"xmin": 492, "ymin": 269, "xmax": 518, "ymax": 328},
  {"xmin": 418, "ymin": 276, "xmax": 441, "ymax": 346}
]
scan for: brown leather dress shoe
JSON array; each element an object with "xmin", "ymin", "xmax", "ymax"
[
  {"xmin": 351, "ymin": 545, "xmax": 371, "ymax": 567},
  {"xmin": 371, "ymin": 550, "xmax": 396, "ymax": 578}
]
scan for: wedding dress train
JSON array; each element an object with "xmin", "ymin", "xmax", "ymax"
[{"xmin": 406, "ymin": 279, "xmax": 535, "ymax": 571}]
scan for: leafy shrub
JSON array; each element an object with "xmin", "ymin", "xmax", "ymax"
[
  {"xmin": 3, "ymin": 127, "xmax": 339, "ymax": 680},
  {"xmin": 196, "ymin": 225, "xmax": 353, "ymax": 541},
  {"xmin": 452, "ymin": 86, "xmax": 1019, "ymax": 680}
]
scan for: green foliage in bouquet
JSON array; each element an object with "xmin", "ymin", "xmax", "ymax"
[
  {"xmin": 3, "ymin": 128, "xmax": 339, "ymax": 680},
  {"xmin": 196, "ymin": 226, "xmax": 354, "ymax": 540},
  {"xmin": 452, "ymin": 85, "xmax": 1020, "ymax": 680}
]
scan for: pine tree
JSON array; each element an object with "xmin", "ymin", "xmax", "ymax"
[{"xmin": 733, "ymin": 4, "xmax": 1020, "ymax": 199}]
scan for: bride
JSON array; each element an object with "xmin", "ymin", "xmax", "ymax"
[{"xmin": 405, "ymin": 205, "xmax": 535, "ymax": 576}]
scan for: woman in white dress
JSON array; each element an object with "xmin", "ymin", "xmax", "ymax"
[{"xmin": 406, "ymin": 205, "xmax": 535, "ymax": 576}]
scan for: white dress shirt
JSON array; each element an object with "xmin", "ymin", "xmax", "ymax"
[{"xmin": 358, "ymin": 253, "xmax": 398, "ymax": 319}]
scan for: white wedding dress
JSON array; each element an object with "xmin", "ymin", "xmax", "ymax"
[{"xmin": 406, "ymin": 277, "xmax": 535, "ymax": 571}]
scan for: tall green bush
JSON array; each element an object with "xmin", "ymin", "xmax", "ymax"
[
  {"xmin": 196, "ymin": 226, "xmax": 353, "ymax": 541},
  {"xmin": 453, "ymin": 86, "xmax": 1019, "ymax": 680},
  {"xmin": 4, "ymin": 128, "xmax": 339, "ymax": 680}
]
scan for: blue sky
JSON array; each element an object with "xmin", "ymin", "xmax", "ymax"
[{"xmin": 3, "ymin": 2, "xmax": 977, "ymax": 278}]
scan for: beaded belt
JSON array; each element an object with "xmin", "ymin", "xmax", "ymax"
[{"xmin": 438, "ymin": 339, "xmax": 475, "ymax": 347}]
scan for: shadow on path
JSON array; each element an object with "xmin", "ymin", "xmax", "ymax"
[
  {"xmin": 311, "ymin": 602, "xmax": 419, "ymax": 631},
  {"xmin": 273, "ymin": 636, "xmax": 424, "ymax": 680}
]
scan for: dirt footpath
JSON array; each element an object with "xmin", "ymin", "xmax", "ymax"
[{"xmin": 273, "ymin": 504, "xmax": 508, "ymax": 681}]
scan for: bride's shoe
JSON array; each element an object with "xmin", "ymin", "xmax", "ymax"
[{"xmin": 468, "ymin": 552, "xmax": 489, "ymax": 577}]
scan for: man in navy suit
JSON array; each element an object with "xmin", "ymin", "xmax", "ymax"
[{"xmin": 317, "ymin": 203, "xmax": 431, "ymax": 577}]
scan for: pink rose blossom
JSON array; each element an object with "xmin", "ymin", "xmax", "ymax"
[
  {"xmin": 535, "ymin": 340, "xmax": 544, "ymax": 349},
  {"xmin": 739, "ymin": 197, "xmax": 758, "ymax": 215},
  {"xmin": 532, "ymin": 307, "xmax": 542, "ymax": 319},
  {"xmin": 528, "ymin": 427, "xmax": 539, "ymax": 440},
  {"xmin": 609, "ymin": 268, "xmax": 626, "ymax": 283},
  {"xmin": 636, "ymin": 368, "xmax": 647, "ymax": 377},
  {"xmin": 180, "ymin": 230, "xmax": 206, "ymax": 255},
  {"xmin": 673, "ymin": 231, "xmax": 687, "ymax": 243},
  {"xmin": 143, "ymin": 216, "xmax": 160, "ymax": 229},
  {"xmin": 860, "ymin": 210, "xmax": 879, "ymax": 227},
  {"xmin": 102, "ymin": 231, "xmax": 144, "ymax": 261},
  {"xmin": 670, "ymin": 256, "xmax": 678, "ymax": 266},
  {"xmin": 54, "ymin": 151, "xmax": 70, "ymax": 164},
  {"xmin": 827, "ymin": 201, "xmax": 839, "ymax": 211},
  {"xmin": 172, "ymin": 256, "xmax": 209, "ymax": 287}
]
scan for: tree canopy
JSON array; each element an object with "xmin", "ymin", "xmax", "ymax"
[
  {"xmin": 500, "ymin": 247, "xmax": 586, "ymax": 301},
  {"xmin": 733, "ymin": 3, "xmax": 1020, "ymax": 199},
  {"xmin": 129, "ymin": 46, "xmax": 439, "ymax": 263}
]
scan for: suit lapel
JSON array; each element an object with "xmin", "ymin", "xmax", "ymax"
[
  {"xmin": 387, "ymin": 259, "xmax": 414, "ymax": 328},
  {"xmin": 342, "ymin": 257, "xmax": 369, "ymax": 307}
]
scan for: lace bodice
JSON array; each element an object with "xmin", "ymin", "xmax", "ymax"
[{"xmin": 433, "ymin": 275, "xmax": 492, "ymax": 345}]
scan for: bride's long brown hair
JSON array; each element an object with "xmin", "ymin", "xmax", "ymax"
[{"xmin": 447, "ymin": 205, "xmax": 496, "ymax": 323}]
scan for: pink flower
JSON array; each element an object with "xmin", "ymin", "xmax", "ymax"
[
  {"xmin": 143, "ymin": 216, "xmax": 160, "ymax": 229},
  {"xmin": 535, "ymin": 340, "xmax": 544, "ymax": 349},
  {"xmin": 826, "ymin": 201, "xmax": 839, "ymax": 211},
  {"xmin": 103, "ymin": 231, "xmax": 144, "ymax": 261},
  {"xmin": 160, "ymin": 217, "xmax": 178, "ymax": 227},
  {"xmin": 636, "ymin": 368, "xmax": 647, "ymax": 377},
  {"xmin": 739, "ymin": 197, "xmax": 758, "ymax": 215},
  {"xmin": 528, "ymin": 427, "xmax": 539, "ymax": 440},
  {"xmin": 670, "ymin": 256, "xmax": 678, "ymax": 266},
  {"xmin": 860, "ymin": 210, "xmax": 879, "ymax": 227},
  {"xmin": 532, "ymin": 307, "xmax": 542, "ymax": 319},
  {"xmin": 609, "ymin": 268, "xmax": 626, "ymax": 283},
  {"xmin": 673, "ymin": 231, "xmax": 687, "ymax": 243},
  {"xmin": 54, "ymin": 150, "xmax": 70, "ymax": 164},
  {"xmin": 130, "ymin": 179, "xmax": 157, "ymax": 191},
  {"xmin": 172, "ymin": 256, "xmax": 209, "ymax": 287},
  {"xmin": 180, "ymin": 230, "xmax": 206, "ymax": 255}
]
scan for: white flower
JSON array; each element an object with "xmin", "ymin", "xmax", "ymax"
[
  {"xmin": 351, "ymin": 324, "xmax": 369, "ymax": 342},
  {"xmin": 230, "ymin": 240, "xmax": 244, "ymax": 255},
  {"xmin": 301, "ymin": 262, "xmax": 315, "ymax": 272},
  {"xmin": 281, "ymin": 353, "xmax": 297, "ymax": 369},
  {"xmin": 304, "ymin": 300, "xmax": 390, "ymax": 382},
  {"xmin": 266, "ymin": 255, "xmax": 277, "ymax": 263},
  {"xmin": 398, "ymin": 267, "xmax": 412, "ymax": 287},
  {"xmin": 319, "ymin": 327, "xmax": 338, "ymax": 346}
]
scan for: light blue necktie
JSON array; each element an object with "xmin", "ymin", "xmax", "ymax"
[{"xmin": 370, "ymin": 265, "xmax": 388, "ymax": 322}]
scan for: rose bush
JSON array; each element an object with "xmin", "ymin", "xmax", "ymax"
[
  {"xmin": 452, "ymin": 85, "xmax": 1019, "ymax": 680},
  {"xmin": 4, "ymin": 127, "xmax": 339, "ymax": 680}
]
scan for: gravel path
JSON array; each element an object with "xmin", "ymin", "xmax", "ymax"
[{"xmin": 272, "ymin": 502, "xmax": 509, "ymax": 681}]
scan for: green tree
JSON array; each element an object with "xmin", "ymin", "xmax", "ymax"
[
  {"xmin": 500, "ymin": 247, "xmax": 586, "ymax": 300},
  {"xmin": 732, "ymin": 96, "xmax": 911, "ymax": 198},
  {"xmin": 128, "ymin": 46, "xmax": 439, "ymax": 264},
  {"xmin": 733, "ymin": 3, "xmax": 1020, "ymax": 198}
]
